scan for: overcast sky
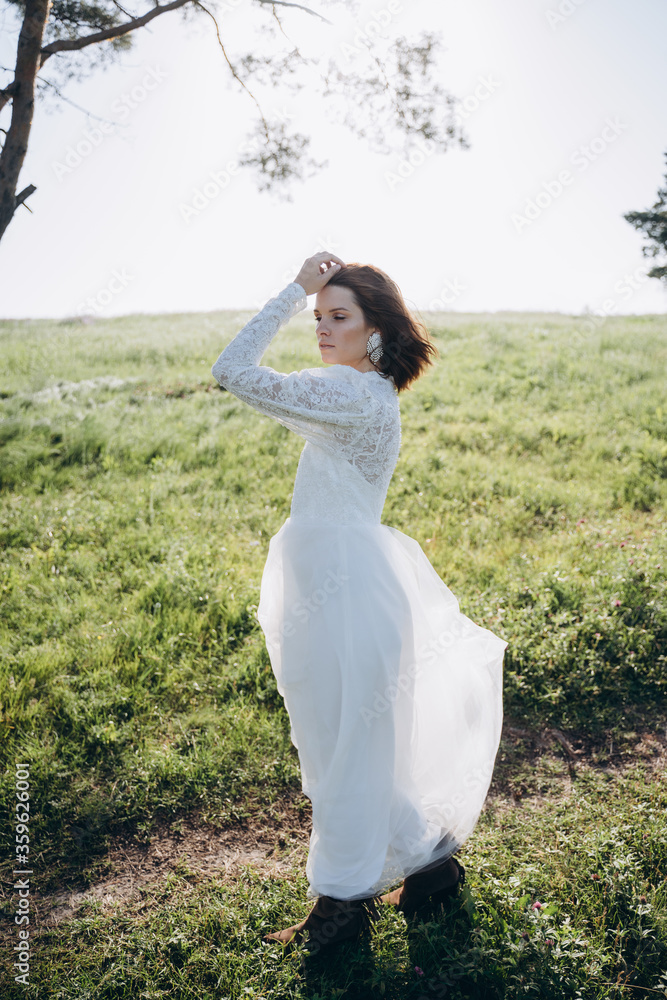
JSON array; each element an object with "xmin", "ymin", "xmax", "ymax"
[{"xmin": 1, "ymin": 0, "xmax": 666, "ymax": 319}]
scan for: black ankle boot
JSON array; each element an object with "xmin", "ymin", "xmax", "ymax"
[
  {"xmin": 381, "ymin": 855, "xmax": 465, "ymax": 917},
  {"xmin": 264, "ymin": 893, "xmax": 380, "ymax": 954}
]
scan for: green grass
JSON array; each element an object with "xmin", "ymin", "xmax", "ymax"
[
  {"xmin": 16, "ymin": 755, "xmax": 667, "ymax": 999},
  {"xmin": 0, "ymin": 307, "xmax": 666, "ymax": 998}
]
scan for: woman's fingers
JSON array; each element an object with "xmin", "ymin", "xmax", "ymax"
[
  {"xmin": 312, "ymin": 251, "xmax": 345, "ymax": 264},
  {"xmin": 294, "ymin": 252, "xmax": 347, "ymax": 295},
  {"xmin": 313, "ymin": 252, "xmax": 345, "ymax": 275},
  {"xmin": 321, "ymin": 252, "xmax": 346, "ymax": 268}
]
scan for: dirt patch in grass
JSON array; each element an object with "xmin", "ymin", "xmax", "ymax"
[
  {"xmin": 29, "ymin": 794, "xmax": 311, "ymax": 934},
  {"xmin": 129, "ymin": 380, "xmax": 220, "ymax": 399},
  {"xmin": 486, "ymin": 711, "xmax": 667, "ymax": 819},
  {"xmin": 496, "ymin": 710, "xmax": 667, "ymax": 779},
  {"xmin": 19, "ymin": 714, "xmax": 667, "ymax": 937}
]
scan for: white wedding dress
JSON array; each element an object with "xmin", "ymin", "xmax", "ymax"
[{"xmin": 212, "ymin": 281, "xmax": 507, "ymax": 901}]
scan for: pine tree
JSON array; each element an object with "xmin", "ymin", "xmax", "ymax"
[{"xmin": 624, "ymin": 150, "xmax": 667, "ymax": 283}]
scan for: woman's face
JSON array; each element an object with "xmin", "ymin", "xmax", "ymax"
[{"xmin": 313, "ymin": 285, "xmax": 377, "ymax": 372}]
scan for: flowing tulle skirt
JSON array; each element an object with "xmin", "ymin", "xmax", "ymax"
[{"xmin": 256, "ymin": 517, "xmax": 507, "ymax": 901}]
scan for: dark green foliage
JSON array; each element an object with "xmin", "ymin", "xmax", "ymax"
[{"xmin": 624, "ymin": 148, "xmax": 667, "ymax": 283}]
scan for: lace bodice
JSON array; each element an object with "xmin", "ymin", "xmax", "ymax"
[{"xmin": 211, "ymin": 282, "xmax": 402, "ymax": 524}]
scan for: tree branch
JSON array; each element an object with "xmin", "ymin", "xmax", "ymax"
[
  {"xmin": 37, "ymin": 75, "xmax": 124, "ymax": 126},
  {"xmin": 255, "ymin": 0, "xmax": 332, "ymax": 25},
  {"xmin": 0, "ymin": 80, "xmax": 19, "ymax": 116},
  {"xmin": 110, "ymin": 0, "xmax": 138, "ymax": 18},
  {"xmin": 269, "ymin": 4, "xmax": 290, "ymax": 42},
  {"xmin": 16, "ymin": 182, "xmax": 36, "ymax": 210},
  {"xmin": 194, "ymin": 0, "xmax": 268, "ymax": 127},
  {"xmin": 39, "ymin": 0, "xmax": 193, "ymax": 67},
  {"xmin": 0, "ymin": 0, "xmax": 50, "ymax": 240}
]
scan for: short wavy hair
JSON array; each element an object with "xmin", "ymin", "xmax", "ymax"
[{"xmin": 325, "ymin": 263, "xmax": 438, "ymax": 392}]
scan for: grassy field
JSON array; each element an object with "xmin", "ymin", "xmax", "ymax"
[{"xmin": 0, "ymin": 304, "xmax": 666, "ymax": 999}]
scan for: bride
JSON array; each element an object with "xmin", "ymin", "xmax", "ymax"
[{"xmin": 211, "ymin": 252, "xmax": 507, "ymax": 954}]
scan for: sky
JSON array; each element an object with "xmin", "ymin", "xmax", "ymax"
[{"xmin": 0, "ymin": 0, "xmax": 666, "ymax": 319}]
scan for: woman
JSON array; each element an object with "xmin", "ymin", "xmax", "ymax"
[{"xmin": 211, "ymin": 252, "xmax": 507, "ymax": 954}]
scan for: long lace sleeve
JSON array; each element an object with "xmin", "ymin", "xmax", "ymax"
[{"xmin": 211, "ymin": 282, "xmax": 382, "ymax": 451}]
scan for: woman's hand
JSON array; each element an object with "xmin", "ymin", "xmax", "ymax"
[{"xmin": 294, "ymin": 252, "xmax": 346, "ymax": 295}]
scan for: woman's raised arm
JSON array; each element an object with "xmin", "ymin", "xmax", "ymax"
[{"xmin": 210, "ymin": 273, "xmax": 380, "ymax": 451}]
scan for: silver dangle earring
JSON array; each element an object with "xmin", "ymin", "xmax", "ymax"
[{"xmin": 366, "ymin": 332, "xmax": 383, "ymax": 365}]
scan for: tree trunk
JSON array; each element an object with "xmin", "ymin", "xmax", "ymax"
[{"xmin": 0, "ymin": 0, "xmax": 51, "ymax": 242}]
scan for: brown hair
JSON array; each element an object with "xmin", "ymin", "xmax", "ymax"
[{"xmin": 325, "ymin": 263, "xmax": 438, "ymax": 393}]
